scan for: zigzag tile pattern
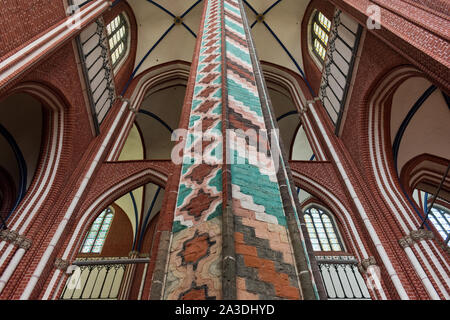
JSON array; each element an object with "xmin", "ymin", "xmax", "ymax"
[
  {"xmin": 165, "ymin": 0, "xmax": 224, "ymax": 300},
  {"xmin": 173, "ymin": 0, "xmax": 224, "ymax": 233},
  {"xmin": 165, "ymin": 0, "xmax": 303, "ymax": 300},
  {"xmin": 224, "ymin": 0, "xmax": 302, "ymax": 299},
  {"xmin": 165, "ymin": 219, "xmax": 222, "ymax": 300}
]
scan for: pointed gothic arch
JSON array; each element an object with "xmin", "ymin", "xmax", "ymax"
[
  {"xmin": 43, "ymin": 166, "xmax": 168, "ymax": 300},
  {"xmin": 367, "ymin": 65, "xmax": 450, "ymax": 239},
  {"xmin": 108, "ymin": 61, "xmax": 191, "ymax": 162},
  {"xmin": 293, "ymin": 172, "xmax": 369, "ymax": 260},
  {"xmin": 302, "ymin": 202, "xmax": 346, "ymax": 252},
  {"xmin": 0, "ymin": 82, "xmax": 66, "ymax": 232},
  {"xmin": 365, "ymin": 65, "xmax": 450, "ymax": 300},
  {"xmin": 292, "ymin": 173, "xmax": 377, "ymax": 300},
  {"xmin": 262, "ymin": 61, "xmax": 325, "ymax": 161}
]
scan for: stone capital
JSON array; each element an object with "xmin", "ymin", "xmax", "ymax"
[
  {"xmin": 358, "ymin": 256, "xmax": 377, "ymax": 274},
  {"xmin": 399, "ymin": 235, "xmax": 414, "ymax": 248},
  {"xmin": 128, "ymin": 250, "xmax": 140, "ymax": 258},
  {"xmin": 0, "ymin": 229, "xmax": 32, "ymax": 249},
  {"xmin": 54, "ymin": 258, "xmax": 70, "ymax": 271},
  {"xmin": 410, "ymin": 229, "xmax": 434, "ymax": 242},
  {"xmin": 0, "ymin": 228, "xmax": 9, "ymax": 241},
  {"xmin": 5, "ymin": 229, "xmax": 20, "ymax": 242},
  {"xmin": 16, "ymin": 236, "xmax": 33, "ymax": 250},
  {"xmin": 399, "ymin": 229, "xmax": 435, "ymax": 249}
]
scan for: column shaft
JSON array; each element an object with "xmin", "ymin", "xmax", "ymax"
[{"xmin": 161, "ymin": 0, "xmax": 320, "ymax": 300}]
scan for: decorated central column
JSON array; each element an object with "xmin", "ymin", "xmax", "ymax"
[{"xmin": 162, "ymin": 0, "xmax": 320, "ymax": 300}]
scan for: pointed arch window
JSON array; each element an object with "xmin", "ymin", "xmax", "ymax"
[
  {"xmin": 304, "ymin": 206, "xmax": 343, "ymax": 252},
  {"xmin": 311, "ymin": 11, "xmax": 331, "ymax": 63},
  {"xmin": 106, "ymin": 13, "xmax": 129, "ymax": 70},
  {"xmin": 81, "ymin": 207, "xmax": 114, "ymax": 254},
  {"xmin": 429, "ymin": 206, "xmax": 450, "ymax": 243}
]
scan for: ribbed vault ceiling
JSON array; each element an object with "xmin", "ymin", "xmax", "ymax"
[
  {"xmin": 120, "ymin": 0, "xmax": 314, "ymax": 167},
  {"xmin": 128, "ymin": 0, "xmax": 310, "ymax": 77}
]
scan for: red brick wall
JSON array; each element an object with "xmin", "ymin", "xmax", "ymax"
[
  {"xmin": 20, "ymin": 43, "xmax": 95, "ymax": 168},
  {"xmin": 0, "ymin": 0, "xmax": 66, "ymax": 58},
  {"xmin": 405, "ymin": 0, "xmax": 449, "ymax": 15},
  {"xmin": 339, "ymin": 32, "xmax": 410, "ymax": 173},
  {"xmin": 0, "ymin": 167, "xmax": 16, "ymax": 221}
]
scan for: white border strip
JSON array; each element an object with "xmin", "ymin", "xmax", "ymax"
[
  {"xmin": 20, "ymin": 99, "xmax": 129, "ymax": 299},
  {"xmin": 0, "ymin": 1, "xmax": 110, "ymax": 87},
  {"xmin": 368, "ymin": 68, "xmax": 448, "ymax": 299},
  {"xmin": 308, "ymin": 101, "xmax": 409, "ymax": 299}
]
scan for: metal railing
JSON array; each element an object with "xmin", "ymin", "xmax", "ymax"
[
  {"xmin": 60, "ymin": 257, "xmax": 149, "ymax": 300},
  {"xmin": 316, "ymin": 255, "xmax": 371, "ymax": 300}
]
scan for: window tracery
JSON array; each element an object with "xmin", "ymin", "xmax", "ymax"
[
  {"xmin": 106, "ymin": 13, "xmax": 129, "ymax": 69},
  {"xmin": 311, "ymin": 11, "xmax": 331, "ymax": 62},
  {"xmin": 81, "ymin": 207, "xmax": 114, "ymax": 254}
]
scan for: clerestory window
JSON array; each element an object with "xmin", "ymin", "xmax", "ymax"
[
  {"xmin": 80, "ymin": 207, "xmax": 114, "ymax": 254},
  {"xmin": 311, "ymin": 11, "xmax": 332, "ymax": 63},
  {"xmin": 304, "ymin": 206, "xmax": 343, "ymax": 252},
  {"xmin": 106, "ymin": 13, "xmax": 129, "ymax": 70}
]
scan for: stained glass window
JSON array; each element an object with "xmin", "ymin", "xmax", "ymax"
[
  {"xmin": 304, "ymin": 206, "xmax": 343, "ymax": 252},
  {"xmin": 312, "ymin": 11, "xmax": 332, "ymax": 62},
  {"xmin": 106, "ymin": 13, "xmax": 128, "ymax": 69},
  {"xmin": 429, "ymin": 206, "xmax": 450, "ymax": 244},
  {"xmin": 81, "ymin": 207, "xmax": 114, "ymax": 254}
]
